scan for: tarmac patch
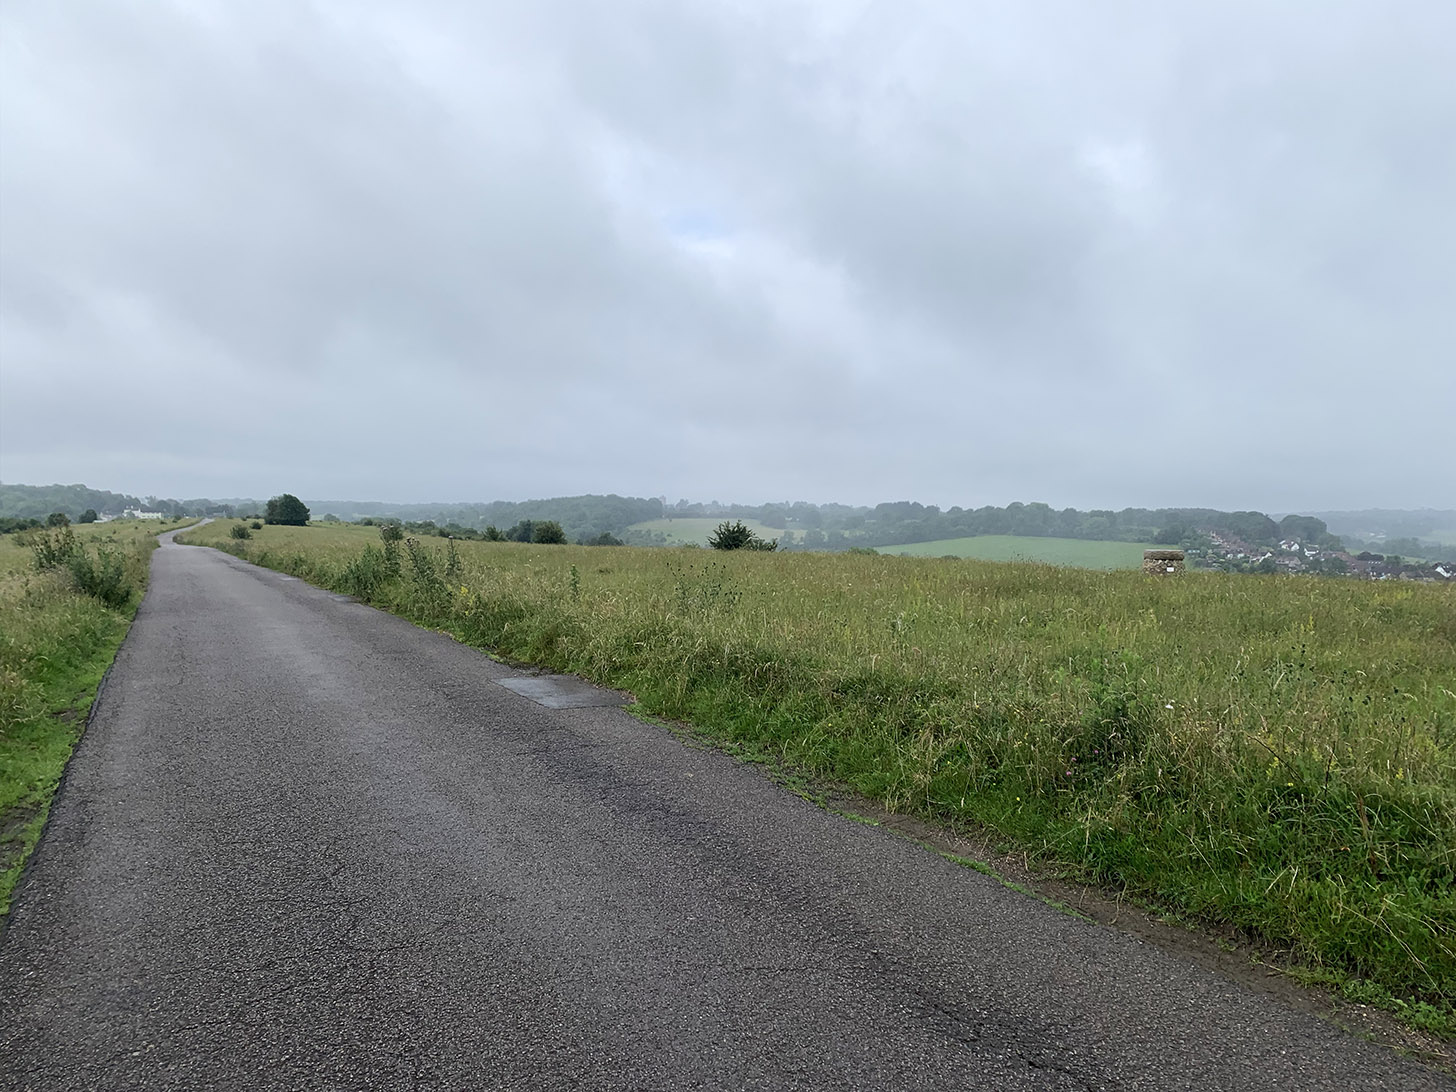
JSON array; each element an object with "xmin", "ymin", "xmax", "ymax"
[{"xmin": 497, "ymin": 674, "xmax": 632, "ymax": 709}]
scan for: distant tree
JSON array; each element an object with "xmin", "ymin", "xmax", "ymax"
[
  {"xmin": 709, "ymin": 520, "xmax": 776, "ymax": 551},
  {"xmin": 264, "ymin": 494, "xmax": 310, "ymax": 526},
  {"xmin": 532, "ymin": 520, "xmax": 567, "ymax": 544},
  {"xmin": 482, "ymin": 525, "xmax": 504, "ymax": 542},
  {"xmin": 46, "ymin": 511, "xmax": 70, "ymax": 528},
  {"xmin": 585, "ymin": 531, "xmax": 623, "ymax": 546},
  {"xmin": 78, "ymin": 509, "xmax": 99, "ymax": 524},
  {"xmin": 1278, "ymin": 514, "xmax": 1331, "ymax": 544}
]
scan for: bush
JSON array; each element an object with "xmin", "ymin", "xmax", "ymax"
[
  {"xmin": 29, "ymin": 527, "xmax": 79, "ymax": 571},
  {"xmin": 532, "ymin": 520, "xmax": 567, "ymax": 545},
  {"xmin": 230, "ymin": 524, "xmax": 252, "ymax": 540},
  {"xmin": 708, "ymin": 520, "xmax": 777, "ymax": 551},
  {"xmin": 250, "ymin": 521, "xmax": 263, "ymax": 530},
  {"xmin": 67, "ymin": 546, "xmax": 133, "ymax": 609},
  {"xmin": 45, "ymin": 512, "xmax": 70, "ymax": 528},
  {"xmin": 78, "ymin": 509, "xmax": 99, "ymax": 524},
  {"xmin": 264, "ymin": 493, "xmax": 310, "ymax": 526}
]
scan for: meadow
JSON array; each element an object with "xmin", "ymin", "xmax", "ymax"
[
  {"xmin": 0, "ymin": 520, "xmax": 186, "ymax": 913},
  {"xmin": 180, "ymin": 520, "xmax": 1456, "ymax": 1027},
  {"xmin": 886, "ymin": 535, "xmax": 1153, "ymax": 569}
]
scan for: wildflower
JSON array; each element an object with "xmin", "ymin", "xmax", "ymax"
[{"xmin": 1165, "ymin": 703, "xmax": 1174, "ymax": 710}]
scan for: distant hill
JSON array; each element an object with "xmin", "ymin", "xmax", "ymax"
[
  {"xmin": 0, "ymin": 482, "xmax": 144, "ymax": 520},
  {"xmin": 6, "ymin": 481, "xmax": 1453, "ymax": 557},
  {"xmin": 1306, "ymin": 509, "xmax": 1456, "ymax": 546}
]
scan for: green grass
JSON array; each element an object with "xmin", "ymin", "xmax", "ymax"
[
  {"xmin": 886, "ymin": 535, "xmax": 1154, "ymax": 569},
  {"xmin": 626, "ymin": 517, "xmax": 788, "ymax": 546},
  {"xmin": 180, "ymin": 519, "xmax": 1456, "ymax": 1028},
  {"xmin": 0, "ymin": 520, "xmax": 185, "ymax": 915}
]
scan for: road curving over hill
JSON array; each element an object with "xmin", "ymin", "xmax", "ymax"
[{"xmin": 0, "ymin": 530, "xmax": 1448, "ymax": 1091}]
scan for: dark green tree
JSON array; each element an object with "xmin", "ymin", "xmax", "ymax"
[
  {"xmin": 264, "ymin": 494, "xmax": 311, "ymax": 526},
  {"xmin": 46, "ymin": 511, "xmax": 70, "ymax": 528},
  {"xmin": 78, "ymin": 509, "xmax": 99, "ymax": 524},
  {"xmin": 532, "ymin": 520, "xmax": 567, "ymax": 544}
]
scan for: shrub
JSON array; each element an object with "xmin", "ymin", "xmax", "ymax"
[
  {"xmin": 78, "ymin": 509, "xmax": 99, "ymax": 524},
  {"xmin": 338, "ymin": 545, "xmax": 393, "ymax": 599},
  {"xmin": 250, "ymin": 521, "xmax": 263, "ymax": 530},
  {"xmin": 532, "ymin": 520, "xmax": 567, "ymax": 545},
  {"xmin": 67, "ymin": 546, "xmax": 133, "ymax": 609},
  {"xmin": 230, "ymin": 524, "xmax": 252, "ymax": 540},
  {"xmin": 29, "ymin": 527, "xmax": 79, "ymax": 571},
  {"xmin": 45, "ymin": 512, "xmax": 70, "ymax": 528},
  {"xmin": 708, "ymin": 520, "xmax": 777, "ymax": 551}
]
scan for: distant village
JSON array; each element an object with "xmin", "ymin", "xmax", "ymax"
[{"xmin": 1190, "ymin": 532, "xmax": 1454, "ymax": 583}]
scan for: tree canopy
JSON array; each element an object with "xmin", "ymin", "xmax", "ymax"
[{"xmin": 264, "ymin": 494, "xmax": 311, "ymax": 526}]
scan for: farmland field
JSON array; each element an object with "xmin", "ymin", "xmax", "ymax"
[
  {"xmin": 886, "ymin": 535, "xmax": 1153, "ymax": 569},
  {"xmin": 178, "ymin": 520, "xmax": 1456, "ymax": 1027},
  {"xmin": 626, "ymin": 517, "xmax": 788, "ymax": 546}
]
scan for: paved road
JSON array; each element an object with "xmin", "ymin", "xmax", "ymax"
[{"xmin": 0, "ymin": 534, "xmax": 1447, "ymax": 1091}]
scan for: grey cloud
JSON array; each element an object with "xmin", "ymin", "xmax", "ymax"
[{"xmin": 1, "ymin": 0, "xmax": 1451, "ymax": 510}]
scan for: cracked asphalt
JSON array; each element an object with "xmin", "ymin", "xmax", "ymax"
[{"xmin": 0, "ymin": 533, "xmax": 1448, "ymax": 1091}]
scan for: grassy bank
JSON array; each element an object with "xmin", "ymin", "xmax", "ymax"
[
  {"xmin": 886, "ymin": 535, "xmax": 1154, "ymax": 569},
  {"xmin": 181, "ymin": 520, "xmax": 1456, "ymax": 1029},
  {"xmin": 0, "ymin": 521, "xmax": 184, "ymax": 915}
]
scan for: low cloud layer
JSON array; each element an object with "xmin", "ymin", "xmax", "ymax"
[{"xmin": 2, "ymin": 1, "xmax": 1451, "ymax": 510}]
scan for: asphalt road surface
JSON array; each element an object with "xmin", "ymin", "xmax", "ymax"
[{"xmin": 0, "ymin": 533, "xmax": 1447, "ymax": 1091}]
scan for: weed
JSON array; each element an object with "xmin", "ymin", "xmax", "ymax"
[{"xmin": 27, "ymin": 527, "xmax": 79, "ymax": 571}]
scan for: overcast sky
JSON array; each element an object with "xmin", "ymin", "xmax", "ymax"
[{"xmin": 1, "ymin": 1, "xmax": 1452, "ymax": 511}]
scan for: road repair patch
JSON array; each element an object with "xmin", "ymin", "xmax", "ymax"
[{"xmin": 496, "ymin": 674, "xmax": 632, "ymax": 709}]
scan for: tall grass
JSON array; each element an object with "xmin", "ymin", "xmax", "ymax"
[
  {"xmin": 0, "ymin": 521, "xmax": 180, "ymax": 914},
  {"xmin": 183, "ymin": 520, "xmax": 1456, "ymax": 1023}
]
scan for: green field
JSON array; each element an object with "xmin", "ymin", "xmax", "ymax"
[
  {"xmin": 626, "ymin": 517, "xmax": 789, "ymax": 546},
  {"xmin": 0, "ymin": 520, "xmax": 185, "ymax": 914},
  {"xmin": 887, "ymin": 535, "xmax": 1153, "ymax": 569},
  {"xmin": 178, "ymin": 519, "xmax": 1456, "ymax": 1028}
]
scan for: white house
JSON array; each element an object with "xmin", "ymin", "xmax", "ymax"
[{"xmin": 123, "ymin": 508, "xmax": 165, "ymax": 520}]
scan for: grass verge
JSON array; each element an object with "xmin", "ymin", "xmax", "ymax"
[
  {"xmin": 180, "ymin": 520, "xmax": 1456, "ymax": 1034},
  {"xmin": 0, "ymin": 521, "xmax": 185, "ymax": 917}
]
